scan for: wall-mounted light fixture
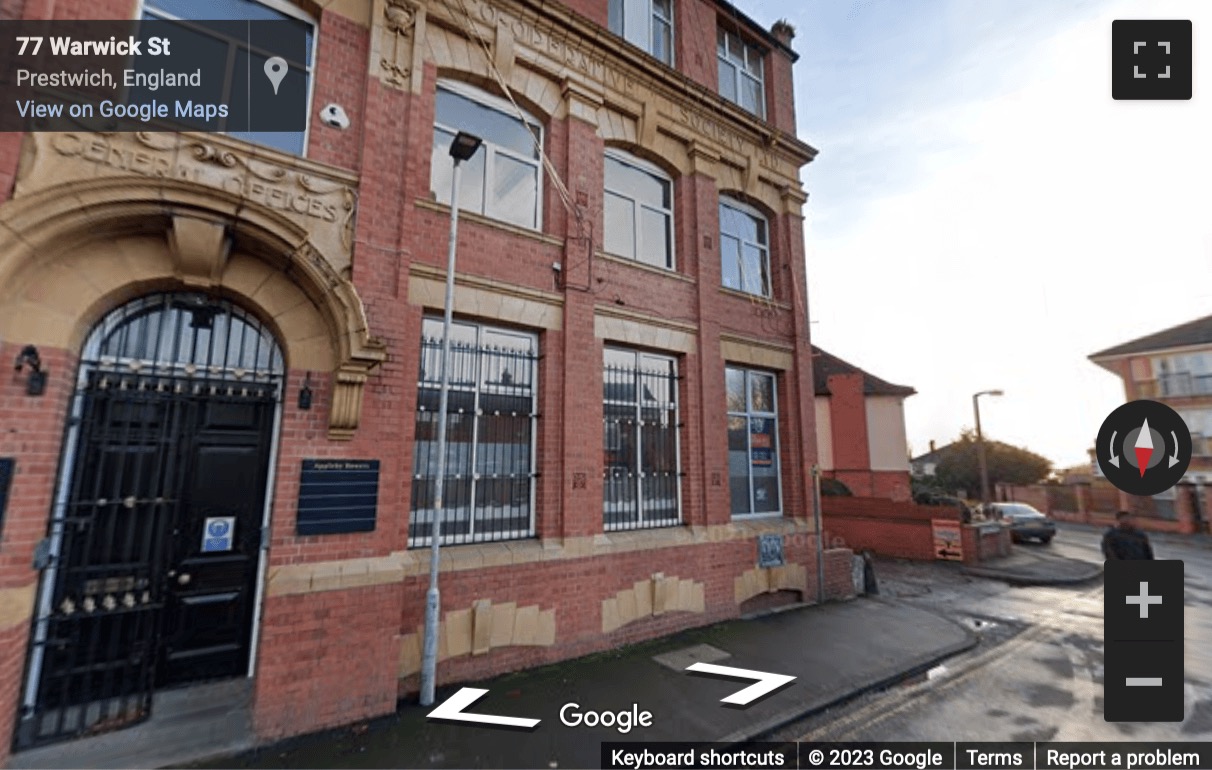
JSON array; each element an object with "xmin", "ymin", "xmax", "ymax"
[
  {"xmin": 14, "ymin": 345, "xmax": 46, "ymax": 396},
  {"xmin": 298, "ymin": 372, "xmax": 313, "ymax": 410}
]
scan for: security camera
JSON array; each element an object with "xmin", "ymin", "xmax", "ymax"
[{"xmin": 320, "ymin": 103, "xmax": 350, "ymax": 130}]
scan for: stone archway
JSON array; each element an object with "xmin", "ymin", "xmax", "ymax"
[{"xmin": 0, "ymin": 131, "xmax": 386, "ymax": 439}]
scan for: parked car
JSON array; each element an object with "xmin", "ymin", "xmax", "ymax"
[{"xmin": 988, "ymin": 502, "xmax": 1057, "ymax": 544}]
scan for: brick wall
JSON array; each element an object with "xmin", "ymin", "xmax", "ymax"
[
  {"xmin": 998, "ymin": 484, "xmax": 1050, "ymax": 512},
  {"xmin": 961, "ymin": 525, "xmax": 1011, "ymax": 564},
  {"xmin": 823, "ymin": 496, "xmax": 1012, "ymax": 565},
  {"xmin": 0, "ymin": 342, "xmax": 78, "ymax": 768},
  {"xmin": 829, "ymin": 470, "xmax": 911, "ymax": 502},
  {"xmin": 763, "ymin": 23, "xmax": 797, "ymax": 136},
  {"xmin": 821, "ymin": 496, "xmax": 954, "ymax": 561},
  {"xmin": 253, "ymin": 585, "xmax": 404, "ymax": 739},
  {"xmin": 998, "ymin": 482, "xmax": 1205, "ymax": 535},
  {"xmin": 0, "ymin": 624, "xmax": 27, "ymax": 767},
  {"xmin": 824, "ymin": 548, "xmax": 857, "ymax": 600},
  {"xmin": 826, "ymin": 374, "xmax": 868, "ymax": 474}
]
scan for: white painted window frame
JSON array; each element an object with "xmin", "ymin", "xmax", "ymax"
[
  {"xmin": 432, "ymin": 79, "xmax": 545, "ymax": 232},
  {"xmin": 609, "ymin": 0, "xmax": 675, "ymax": 66},
  {"xmin": 603, "ymin": 148, "xmax": 676, "ymax": 271},
  {"xmin": 717, "ymin": 28, "xmax": 765, "ymax": 119},
  {"xmin": 719, "ymin": 195, "xmax": 772, "ymax": 298}
]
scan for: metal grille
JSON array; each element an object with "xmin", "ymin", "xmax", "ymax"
[
  {"xmin": 409, "ymin": 320, "xmax": 538, "ymax": 547},
  {"xmin": 18, "ymin": 293, "xmax": 282, "ymax": 749},
  {"xmin": 603, "ymin": 349, "xmax": 681, "ymax": 531}
]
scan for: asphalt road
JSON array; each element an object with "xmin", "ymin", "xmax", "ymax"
[{"xmin": 784, "ymin": 525, "xmax": 1212, "ymax": 742}]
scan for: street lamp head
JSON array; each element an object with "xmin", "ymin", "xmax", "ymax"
[
  {"xmin": 449, "ymin": 131, "xmax": 483, "ymax": 161},
  {"xmin": 975, "ymin": 389, "xmax": 1004, "ymax": 399},
  {"xmin": 988, "ymin": 389, "xmax": 1004, "ymax": 397}
]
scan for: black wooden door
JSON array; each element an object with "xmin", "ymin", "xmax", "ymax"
[
  {"xmin": 19, "ymin": 375, "xmax": 275, "ymax": 749},
  {"xmin": 159, "ymin": 388, "xmax": 275, "ymax": 687},
  {"xmin": 17, "ymin": 292, "xmax": 286, "ymax": 751}
]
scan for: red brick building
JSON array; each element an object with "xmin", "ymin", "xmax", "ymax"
[
  {"xmin": 812, "ymin": 347, "xmax": 915, "ymax": 501},
  {"xmin": 0, "ymin": 0, "xmax": 839, "ymax": 762}
]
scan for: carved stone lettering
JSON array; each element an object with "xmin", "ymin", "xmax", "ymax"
[
  {"xmin": 24, "ymin": 132, "xmax": 358, "ymax": 275},
  {"xmin": 677, "ymin": 105, "xmax": 746, "ymax": 155},
  {"xmin": 466, "ymin": 0, "xmax": 637, "ymax": 98}
]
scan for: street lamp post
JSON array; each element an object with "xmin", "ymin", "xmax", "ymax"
[
  {"xmin": 420, "ymin": 131, "xmax": 483, "ymax": 708},
  {"xmin": 972, "ymin": 389, "xmax": 1004, "ymax": 507}
]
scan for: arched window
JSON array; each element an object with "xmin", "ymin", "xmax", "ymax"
[
  {"xmin": 604, "ymin": 149, "xmax": 675, "ymax": 270},
  {"xmin": 719, "ymin": 196, "xmax": 771, "ymax": 297},
  {"xmin": 430, "ymin": 80, "xmax": 544, "ymax": 230},
  {"xmin": 84, "ymin": 293, "xmax": 284, "ymax": 380}
]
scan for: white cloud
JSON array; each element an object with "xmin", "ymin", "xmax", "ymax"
[{"xmin": 805, "ymin": 0, "xmax": 1212, "ymax": 467}]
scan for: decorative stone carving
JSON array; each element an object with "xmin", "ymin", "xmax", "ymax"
[
  {"xmin": 2, "ymin": 130, "xmax": 387, "ymax": 440},
  {"xmin": 17, "ymin": 131, "xmax": 358, "ymax": 277},
  {"xmin": 168, "ymin": 216, "xmax": 230, "ymax": 287},
  {"xmin": 329, "ymin": 363, "xmax": 372, "ymax": 441},
  {"xmin": 372, "ymin": 0, "xmax": 422, "ymax": 91}
]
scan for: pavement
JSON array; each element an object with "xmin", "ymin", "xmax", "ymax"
[
  {"xmin": 189, "ymin": 598, "xmax": 975, "ymax": 769},
  {"xmin": 961, "ymin": 543, "xmax": 1103, "ymax": 585}
]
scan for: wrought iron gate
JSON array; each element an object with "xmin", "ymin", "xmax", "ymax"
[{"xmin": 16, "ymin": 293, "xmax": 282, "ymax": 750}]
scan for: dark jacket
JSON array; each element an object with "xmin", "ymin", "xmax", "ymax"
[{"xmin": 1102, "ymin": 525, "xmax": 1154, "ymax": 560}]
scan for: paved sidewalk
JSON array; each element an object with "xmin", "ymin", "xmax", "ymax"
[
  {"xmin": 962, "ymin": 546, "xmax": 1102, "ymax": 585},
  {"xmin": 191, "ymin": 598, "xmax": 974, "ymax": 769}
]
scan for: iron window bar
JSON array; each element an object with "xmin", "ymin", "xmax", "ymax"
[{"xmin": 409, "ymin": 327, "xmax": 539, "ymax": 548}]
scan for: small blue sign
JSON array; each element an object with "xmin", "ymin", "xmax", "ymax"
[
  {"xmin": 201, "ymin": 516, "xmax": 235, "ymax": 553},
  {"xmin": 758, "ymin": 533, "xmax": 784, "ymax": 568}
]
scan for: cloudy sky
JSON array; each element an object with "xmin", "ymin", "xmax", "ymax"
[{"xmin": 743, "ymin": 0, "xmax": 1212, "ymax": 469}]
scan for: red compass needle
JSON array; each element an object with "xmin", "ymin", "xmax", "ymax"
[{"xmin": 1133, "ymin": 417, "xmax": 1154, "ymax": 477}]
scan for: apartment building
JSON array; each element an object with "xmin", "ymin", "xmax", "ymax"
[{"xmin": 1091, "ymin": 312, "xmax": 1212, "ymax": 480}]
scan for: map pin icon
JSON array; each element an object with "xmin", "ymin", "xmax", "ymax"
[{"xmin": 264, "ymin": 57, "xmax": 288, "ymax": 95}]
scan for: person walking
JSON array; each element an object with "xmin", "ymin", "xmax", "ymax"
[{"xmin": 1102, "ymin": 510, "xmax": 1154, "ymax": 560}]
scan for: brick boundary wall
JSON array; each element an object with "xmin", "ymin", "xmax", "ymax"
[
  {"xmin": 998, "ymin": 482, "xmax": 1206, "ymax": 535},
  {"xmin": 822, "ymin": 496, "xmax": 1011, "ymax": 565},
  {"xmin": 821, "ymin": 496, "xmax": 958, "ymax": 561}
]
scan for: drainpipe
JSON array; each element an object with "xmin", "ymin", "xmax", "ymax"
[{"xmin": 813, "ymin": 464, "xmax": 824, "ymax": 603}]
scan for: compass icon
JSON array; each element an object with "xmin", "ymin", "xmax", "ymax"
[{"xmin": 1096, "ymin": 400, "xmax": 1192, "ymax": 496}]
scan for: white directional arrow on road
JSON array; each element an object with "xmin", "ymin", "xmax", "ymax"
[
  {"xmin": 685, "ymin": 662, "xmax": 796, "ymax": 706},
  {"xmin": 427, "ymin": 687, "xmax": 541, "ymax": 729}
]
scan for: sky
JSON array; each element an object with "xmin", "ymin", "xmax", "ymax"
[{"xmin": 741, "ymin": 0, "xmax": 1212, "ymax": 469}]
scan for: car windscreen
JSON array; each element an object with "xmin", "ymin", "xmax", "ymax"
[{"xmin": 997, "ymin": 504, "xmax": 1043, "ymax": 518}]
